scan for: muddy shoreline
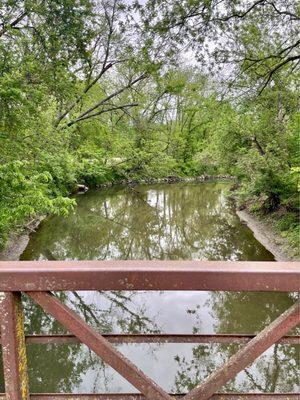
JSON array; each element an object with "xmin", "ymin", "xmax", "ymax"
[
  {"xmin": 237, "ymin": 210, "xmax": 296, "ymax": 261},
  {"xmin": 0, "ymin": 218, "xmax": 43, "ymax": 261}
]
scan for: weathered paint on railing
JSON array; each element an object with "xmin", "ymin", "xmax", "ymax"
[
  {"xmin": 0, "ymin": 260, "xmax": 299, "ymax": 291},
  {"xmin": 1, "ymin": 333, "xmax": 299, "ymax": 345},
  {"xmin": 0, "ymin": 394, "xmax": 299, "ymax": 399},
  {"xmin": 0, "ymin": 292, "xmax": 29, "ymax": 400},
  {"xmin": 0, "ymin": 260, "xmax": 299, "ymax": 400}
]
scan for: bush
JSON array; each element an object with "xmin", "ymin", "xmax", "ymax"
[
  {"xmin": 0, "ymin": 161, "xmax": 75, "ymax": 249},
  {"xmin": 276, "ymin": 213, "xmax": 298, "ymax": 232}
]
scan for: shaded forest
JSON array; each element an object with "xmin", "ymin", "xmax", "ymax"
[{"xmin": 0, "ymin": 0, "xmax": 299, "ymax": 253}]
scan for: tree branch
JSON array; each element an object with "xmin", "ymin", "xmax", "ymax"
[
  {"xmin": 55, "ymin": 62, "xmax": 114, "ymax": 126},
  {"xmin": 252, "ymin": 135, "xmax": 266, "ymax": 156},
  {"xmin": 55, "ymin": 0, "xmax": 119, "ymax": 126},
  {"xmin": 0, "ymin": 11, "xmax": 27, "ymax": 37},
  {"xmin": 214, "ymin": 0, "xmax": 267, "ymax": 22},
  {"xmin": 64, "ymin": 102, "xmax": 138, "ymax": 128},
  {"xmin": 259, "ymin": 54, "xmax": 300, "ymax": 94},
  {"xmin": 266, "ymin": 1, "xmax": 300, "ymax": 20},
  {"xmin": 60, "ymin": 73, "xmax": 147, "ymax": 128},
  {"xmin": 169, "ymin": 0, "xmax": 267, "ymax": 28}
]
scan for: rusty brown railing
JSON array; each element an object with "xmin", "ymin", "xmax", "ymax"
[{"xmin": 0, "ymin": 260, "xmax": 299, "ymax": 400}]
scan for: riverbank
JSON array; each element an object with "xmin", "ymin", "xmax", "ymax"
[
  {"xmin": 237, "ymin": 209, "xmax": 298, "ymax": 261},
  {"xmin": 97, "ymin": 174, "xmax": 233, "ymax": 188},
  {"xmin": 0, "ymin": 218, "xmax": 43, "ymax": 261}
]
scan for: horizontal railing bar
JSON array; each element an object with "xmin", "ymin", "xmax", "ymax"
[
  {"xmin": 0, "ymin": 394, "xmax": 299, "ymax": 399},
  {"xmin": 0, "ymin": 260, "xmax": 299, "ymax": 291},
  {"xmin": 1, "ymin": 333, "xmax": 299, "ymax": 345}
]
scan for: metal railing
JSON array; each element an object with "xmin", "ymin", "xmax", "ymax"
[{"xmin": 0, "ymin": 260, "xmax": 299, "ymax": 400}]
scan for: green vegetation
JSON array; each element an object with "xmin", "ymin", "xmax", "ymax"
[{"xmin": 0, "ymin": 1, "xmax": 299, "ymax": 253}]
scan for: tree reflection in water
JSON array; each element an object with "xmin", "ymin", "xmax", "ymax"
[
  {"xmin": 20, "ymin": 183, "xmax": 274, "ymax": 261},
  {"xmin": 173, "ymin": 291, "xmax": 300, "ymax": 393}
]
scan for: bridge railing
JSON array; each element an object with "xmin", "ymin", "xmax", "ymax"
[{"xmin": 0, "ymin": 260, "xmax": 299, "ymax": 400}]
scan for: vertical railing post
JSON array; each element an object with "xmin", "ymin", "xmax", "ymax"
[{"xmin": 0, "ymin": 292, "xmax": 30, "ymax": 400}]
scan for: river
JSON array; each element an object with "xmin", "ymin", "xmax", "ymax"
[{"xmin": 1, "ymin": 182, "xmax": 298, "ymax": 394}]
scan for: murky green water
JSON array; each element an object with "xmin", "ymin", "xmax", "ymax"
[
  {"xmin": 1, "ymin": 182, "xmax": 299, "ymax": 394},
  {"xmin": 20, "ymin": 182, "xmax": 275, "ymax": 261}
]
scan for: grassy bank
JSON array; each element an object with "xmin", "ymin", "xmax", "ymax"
[{"xmin": 232, "ymin": 180, "xmax": 299, "ymax": 260}]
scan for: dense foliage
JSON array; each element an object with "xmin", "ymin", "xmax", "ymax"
[{"xmin": 0, "ymin": 0, "xmax": 299, "ymax": 253}]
